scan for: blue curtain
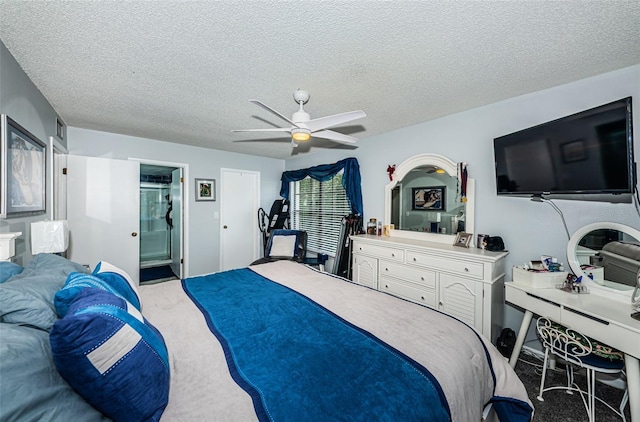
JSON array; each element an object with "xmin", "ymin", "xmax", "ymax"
[{"xmin": 280, "ymin": 157, "xmax": 363, "ymax": 216}]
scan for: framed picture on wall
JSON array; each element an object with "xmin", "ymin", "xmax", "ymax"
[
  {"xmin": 1, "ymin": 114, "xmax": 46, "ymax": 218},
  {"xmin": 411, "ymin": 186, "xmax": 445, "ymax": 211},
  {"xmin": 195, "ymin": 178, "xmax": 216, "ymax": 201}
]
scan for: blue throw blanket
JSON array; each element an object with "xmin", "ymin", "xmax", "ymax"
[{"xmin": 183, "ymin": 268, "xmax": 451, "ymax": 421}]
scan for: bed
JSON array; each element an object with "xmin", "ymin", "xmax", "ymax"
[{"xmin": 0, "ymin": 254, "xmax": 533, "ymax": 421}]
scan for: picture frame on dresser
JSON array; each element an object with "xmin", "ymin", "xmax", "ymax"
[
  {"xmin": 1, "ymin": 114, "xmax": 47, "ymax": 218},
  {"xmin": 453, "ymin": 232, "xmax": 472, "ymax": 248}
]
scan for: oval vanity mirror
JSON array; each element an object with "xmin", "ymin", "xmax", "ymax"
[
  {"xmin": 567, "ymin": 222, "xmax": 640, "ymax": 301},
  {"xmin": 384, "ymin": 154, "xmax": 475, "ymax": 245}
]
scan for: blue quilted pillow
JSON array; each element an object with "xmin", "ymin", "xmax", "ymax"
[
  {"xmin": 54, "ymin": 267, "xmax": 141, "ymax": 318},
  {"xmin": 50, "ymin": 288, "xmax": 170, "ymax": 422}
]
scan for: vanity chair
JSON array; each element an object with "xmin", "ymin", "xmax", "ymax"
[{"xmin": 536, "ymin": 316, "xmax": 629, "ymax": 421}]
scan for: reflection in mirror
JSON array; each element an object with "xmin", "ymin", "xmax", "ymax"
[
  {"xmin": 390, "ymin": 166, "xmax": 466, "ymax": 235},
  {"xmin": 385, "ymin": 153, "xmax": 475, "ymax": 245},
  {"xmin": 568, "ymin": 222, "xmax": 640, "ymax": 299}
]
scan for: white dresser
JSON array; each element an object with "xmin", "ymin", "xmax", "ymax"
[{"xmin": 351, "ymin": 234, "xmax": 508, "ymax": 341}]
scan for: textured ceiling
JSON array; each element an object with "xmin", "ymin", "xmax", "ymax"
[{"xmin": 1, "ymin": 1, "xmax": 639, "ymax": 160}]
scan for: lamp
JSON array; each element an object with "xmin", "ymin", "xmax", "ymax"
[
  {"xmin": 435, "ymin": 168, "xmax": 446, "ymax": 174},
  {"xmin": 31, "ymin": 220, "xmax": 69, "ymax": 255},
  {"xmin": 291, "ymin": 128, "xmax": 311, "ymax": 142}
]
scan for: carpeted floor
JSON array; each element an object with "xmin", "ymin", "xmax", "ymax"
[
  {"xmin": 140, "ymin": 265, "xmax": 178, "ymax": 284},
  {"xmin": 515, "ymin": 354, "xmax": 630, "ymax": 421}
]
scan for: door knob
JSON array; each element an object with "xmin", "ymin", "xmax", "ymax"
[
  {"xmin": 131, "ymin": 232, "xmax": 138, "ymax": 237},
  {"xmin": 223, "ymin": 225, "xmax": 228, "ymax": 229}
]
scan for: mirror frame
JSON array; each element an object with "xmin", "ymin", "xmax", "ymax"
[
  {"xmin": 384, "ymin": 153, "xmax": 475, "ymax": 245},
  {"xmin": 567, "ymin": 221, "xmax": 640, "ymax": 301}
]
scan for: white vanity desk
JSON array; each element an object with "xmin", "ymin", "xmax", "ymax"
[
  {"xmin": 507, "ymin": 220, "xmax": 640, "ymax": 421},
  {"xmin": 506, "ymin": 283, "xmax": 640, "ymax": 420}
]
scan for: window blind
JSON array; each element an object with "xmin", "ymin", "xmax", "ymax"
[{"xmin": 291, "ymin": 173, "xmax": 351, "ymax": 256}]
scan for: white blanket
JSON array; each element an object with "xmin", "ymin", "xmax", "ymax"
[{"xmin": 140, "ymin": 261, "xmax": 532, "ymax": 421}]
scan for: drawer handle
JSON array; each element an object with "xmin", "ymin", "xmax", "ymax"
[
  {"xmin": 385, "ymin": 285, "xmax": 389, "ymax": 288},
  {"xmin": 413, "ymin": 257, "xmax": 417, "ymax": 262},
  {"xmin": 464, "ymin": 268, "xmax": 469, "ymax": 272},
  {"xmin": 421, "ymin": 296, "xmax": 425, "ymax": 300},
  {"xmin": 391, "ymin": 253, "xmax": 395, "ymax": 257},
  {"xmin": 420, "ymin": 276, "xmax": 424, "ymax": 281},
  {"xmin": 385, "ymin": 268, "xmax": 389, "ymax": 271},
  {"xmin": 439, "ymin": 301, "xmax": 443, "ymax": 306}
]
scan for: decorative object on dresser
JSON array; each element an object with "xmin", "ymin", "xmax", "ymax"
[
  {"xmin": 453, "ymin": 231, "xmax": 472, "ymax": 248},
  {"xmin": 350, "ymin": 234, "xmax": 508, "ymax": 341}
]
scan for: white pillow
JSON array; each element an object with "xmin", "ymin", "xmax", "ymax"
[{"xmin": 270, "ymin": 235, "xmax": 297, "ymax": 258}]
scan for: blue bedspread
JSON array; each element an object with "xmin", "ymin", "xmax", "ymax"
[{"xmin": 183, "ymin": 268, "xmax": 451, "ymax": 422}]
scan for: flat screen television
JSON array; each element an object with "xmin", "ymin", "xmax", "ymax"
[{"xmin": 494, "ymin": 97, "xmax": 635, "ymax": 197}]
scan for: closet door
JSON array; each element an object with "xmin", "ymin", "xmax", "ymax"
[{"xmin": 66, "ymin": 156, "xmax": 140, "ymax": 283}]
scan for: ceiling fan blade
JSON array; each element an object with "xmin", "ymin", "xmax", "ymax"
[
  {"xmin": 232, "ymin": 128, "xmax": 292, "ymax": 133},
  {"xmin": 306, "ymin": 110, "xmax": 366, "ymax": 132},
  {"xmin": 249, "ymin": 100, "xmax": 299, "ymax": 128},
  {"xmin": 312, "ymin": 130, "xmax": 358, "ymax": 144}
]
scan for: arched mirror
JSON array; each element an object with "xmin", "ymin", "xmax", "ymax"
[
  {"xmin": 384, "ymin": 154, "xmax": 475, "ymax": 245},
  {"xmin": 567, "ymin": 222, "xmax": 640, "ymax": 301}
]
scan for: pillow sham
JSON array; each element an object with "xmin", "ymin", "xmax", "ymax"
[
  {"xmin": 0, "ymin": 323, "xmax": 109, "ymax": 421},
  {"xmin": 50, "ymin": 288, "xmax": 170, "ymax": 422},
  {"xmin": 54, "ymin": 263, "xmax": 141, "ymax": 318},
  {"xmin": 7, "ymin": 253, "xmax": 89, "ymax": 281},
  {"xmin": 93, "ymin": 261, "xmax": 141, "ymax": 307},
  {"xmin": 0, "ymin": 255, "xmax": 90, "ymax": 330},
  {"xmin": 0, "ymin": 262, "xmax": 23, "ymax": 283},
  {"xmin": 270, "ymin": 235, "xmax": 297, "ymax": 257}
]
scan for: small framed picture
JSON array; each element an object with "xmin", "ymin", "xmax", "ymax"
[
  {"xmin": 453, "ymin": 232, "xmax": 472, "ymax": 248},
  {"xmin": 195, "ymin": 178, "xmax": 215, "ymax": 201}
]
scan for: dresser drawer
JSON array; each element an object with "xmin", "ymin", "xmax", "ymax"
[
  {"xmin": 352, "ymin": 242, "xmax": 404, "ymax": 262},
  {"xmin": 379, "ymin": 260, "xmax": 436, "ymax": 289},
  {"xmin": 405, "ymin": 250, "xmax": 483, "ymax": 279},
  {"xmin": 379, "ymin": 276, "xmax": 437, "ymax": 307}
]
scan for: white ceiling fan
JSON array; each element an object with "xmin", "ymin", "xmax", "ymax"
[{"xmin": 232, "ymin": 90, "xmax": 366, "ymax": 148}]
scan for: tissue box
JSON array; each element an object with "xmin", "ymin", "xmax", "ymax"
[{"xmin": 512, "ymin": 266, "xmax": 568, "ymax": 288}]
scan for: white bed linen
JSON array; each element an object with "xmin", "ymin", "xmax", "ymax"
[{"xmin": 140, "ymin": 261, "xmax": 532, "ymax": 421}]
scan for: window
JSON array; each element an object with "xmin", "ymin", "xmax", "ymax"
[{"xmin": 290, "ymin": 172, "xmax": 351, "ymax": 256}]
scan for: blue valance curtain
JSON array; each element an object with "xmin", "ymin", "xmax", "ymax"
[{"xmin": 280, "ymin": 157, "xmax": 363, "ymax": 216}]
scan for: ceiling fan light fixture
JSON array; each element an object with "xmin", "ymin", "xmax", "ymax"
[{"xmin": 291, "ymin": 129, "xmax": 311, "ymax": 142}]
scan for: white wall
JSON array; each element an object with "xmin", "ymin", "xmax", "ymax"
[
  {"xmin": 67, "ymin": 128, "xmax": 284, "ymax": 276},
  {"xmin": 285, "ymin": 64, "xmax": 640, "ymax": 334}
]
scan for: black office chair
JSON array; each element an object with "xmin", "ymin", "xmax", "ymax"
[{"xmin": 251, "ymin": 229, "xmax": 307, "ymax": 265}]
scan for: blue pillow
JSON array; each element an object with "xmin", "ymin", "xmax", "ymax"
[
  {"xmin": 8, "ymin": 253, "xmax": 89, "ymax": 281},
  {"xmin": 50, "ymin": 288, "xmax": 170, "ymax": 422},
  {"xmin": 0, "ymin": 323, "xmax": 109, "ymax": 421},
  {"xmin": 54, "ymin": 268, "xmax": 141, "ymax": 318},
  {"xmin": 0, "ymin": 262, "xmax": 23, "ymax": 283},
  {"xmin": 0, "ymin": 254, "xmax": 91, "ymax": 330},
  {"xmin": 93, "ymin": 261, "xmax": 141, "ymax": 308}
]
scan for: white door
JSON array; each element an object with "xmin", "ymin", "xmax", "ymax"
[
  {"xmin": 220, "ymin": 169, "xmax": 259, "ymax": 271},
  {"xmin": 66, "ymin": 156, "xmax": 140, "ymax": 284},
  {"xmin": 170, "ymin": 168, "xmax": 182, "ymax": 278}
]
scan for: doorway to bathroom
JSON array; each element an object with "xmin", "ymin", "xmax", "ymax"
[{"xmin": 139, "ymin": 163, "xmax": 184, "ymax": 284}]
